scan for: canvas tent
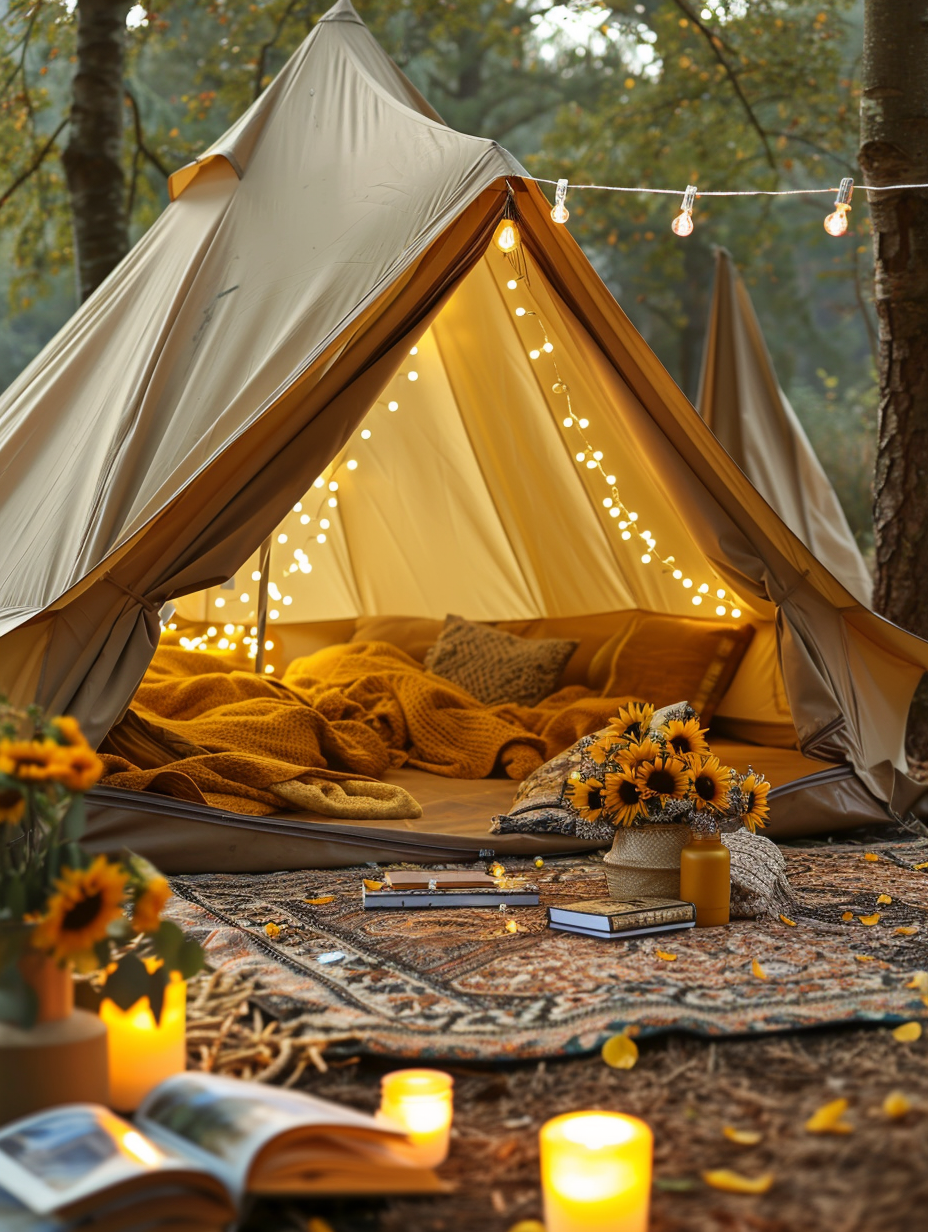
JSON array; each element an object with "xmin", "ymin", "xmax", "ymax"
[
  {"xmin": 0, "ymin": 0, "xmax": 925, "ymax": 872},
  {"xmin": 697, "ymin": 247, "xmax": 872, "ymax": 606}
]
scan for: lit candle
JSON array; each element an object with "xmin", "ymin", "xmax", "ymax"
[
  {"xmin": 377, "ymin": 1069, "xmax": 453, "ymax": 1167},
  {"xmin": 540, "ymin": 1111, "xmax": 652, "ymax": 1232},
  {"xmin": 99, "ymin": 973, "xmax": 186, "ymax": 1111}
]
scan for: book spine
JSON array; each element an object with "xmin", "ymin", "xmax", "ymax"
[{"xmin": 608, "ymin": 906, "xmax": 695, "ymax": 931}]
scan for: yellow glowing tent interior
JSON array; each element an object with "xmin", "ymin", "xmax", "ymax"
[{"xmin": 1, "ymin": 0, "xmax": 926, "ymax": 873}]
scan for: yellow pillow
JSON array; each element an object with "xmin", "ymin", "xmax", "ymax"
[
  {"xmin": 351, "ymin": 615, "xmax": 445, "ymax": 663},
  {"xmin": 590, "ymin": 612, "xmax": 755, "ymax": 722}
]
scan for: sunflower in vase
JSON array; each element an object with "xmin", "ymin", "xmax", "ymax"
[
  {"xmin": 564, "ymin": 701, "xmax": 770, "ymax": 834},
  {"xmin": 0, "ymin": 701, "xmax": 202, "ymax": 1027}
]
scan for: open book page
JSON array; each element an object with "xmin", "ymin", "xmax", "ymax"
[
  {"xmin": 137, "ymin": 1073, "xmax": 410, "ymax": 1202},
  {"xmin": 0, "ymin": 1105, "xmax": 229, "ymax": 1222}
]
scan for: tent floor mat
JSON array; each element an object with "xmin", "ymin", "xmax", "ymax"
[{"xmin": 166, "ymin": 844, "xmax": 928, "ymax": 1062}]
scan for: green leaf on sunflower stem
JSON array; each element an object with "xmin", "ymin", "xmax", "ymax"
[
  {"xmin": 102, "ymin": 952, "xmax": 150, "ymax": 1012},
  {"xmin": 151, "ymin": 920, "xmax": 185, "ymax": 969},
  {"xmin": 0, "ymin": 965, "xmax": 38, "ymax": 1028},
  {"xmin": 60, "ymin": 794, "xmax": 85, "ymax": 843},
  {"xmin": 3, "ymin": 877, "xmax": 26, "ymax": 922},
  {"xmin": 0, "ymin": 921, "xmax": 31, "ymax": 970},
  {"xmin": 144, "ymin": 964, "xmax": 168, "ymax": 1025},
  {"xmin": 175, "ymin": 937, "xmax": 206, "ymax": 980}
]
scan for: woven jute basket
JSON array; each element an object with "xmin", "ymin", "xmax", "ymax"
[{"xmin": 602, "ymin": 824, "xmax": 690, "ymax": 899}]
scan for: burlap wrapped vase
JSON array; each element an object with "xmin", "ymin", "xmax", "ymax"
[{"xmin": 603, "ymin": 824, "xmax": 691, "ymax": 899}]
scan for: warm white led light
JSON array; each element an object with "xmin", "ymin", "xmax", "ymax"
[
  {"xmin": 609, "ymin": 508, "xmax": 620, "ymax": 519},
  {"xmin": 641, "ymin": 554, "xmax": 651, "ymax": 564},
  {"xmin": 300, "ymin": 514, "xmax": 310, "ymax": 525},
  {"xmin": 516, "ymin": 307, "xmax": 526, "ymax": 317},
  {"xmin": 530, "ymin": 349, "xmax": 541, "ymax": 359},
  {"xmin": 313, "ymin": 476, "xmax": 325, "ymax": 488},
  {"xmin": 293, "ymin": 502, "xmax": 302, "ymax": 513},
  {"xmin": 682, "ymin": 578, "xmax": 693, "ymax": 588},
  {"xmin": 408, "ymin": 371, "xmax": 418, "ymax": 382},
  {"xmin": 347, "ymin": 459, "xmax": 358, "ymax": 470},
  {"xmin": 269, "ymin": 609, "xmax": 279, "ymax": 620},
  {"xmin": 586, "ymin": 459, "xmax": 597, "ymax": 469},
  {"xmin": 543, "ymin": 342, "xmax": 554, "ymax": 353},
  {"xmin": 328, "ymin": 481, "xmax": 338, "ymax": 492},
  {"xmin": 361, "ymin": 428, "xmax": 372, "ymax": 439},
  {"xmin": 507, "ymin": 279, "xmax": 518, "ymax": 290},
  {"xmin": 621, "ymin": 530, "xmax": 631, "ymax": 540},
  {"xmin": 672, "ymin": 569, "xmax": 683, "ymax": 580},
  {"xmin": 388, "ymin": 401, "xmax": 399, "ymax": 411},
  {"xmin": 207, "ymin": 626, "xmax": 217, "ymax": 637},
  {"xmin": 692, "ymin": 595, "xmax": 703, "ymax": 605},
  {"xmin": 410, "ymin": 346, "xmax": 418, "ymax": 356},
  {"xmin": 299, "ymin": 561, "xmax": 312, "ymax": 573},
  {"xmin": 218, "ymin": 638, "xmax": 229, "ymax": 649},
  {"xmin": 283, "ymin": 596, "xmax": 292, "ymax": 605},
  {"xmin": 223, "ymin": 624, "xmax": 234, "ymax": 635},
  {"xmin": 606, "ymin": 474, "xmax": 616, "ymax": 484},
  {"xmin": 317, "ymin": 533, "xmax": 327, "ymax": 544},
  {"xmin": 239, "ymin": 592, "xmax": 250, "ymax": 602},
  {"xmin": 215, "ymin": 597, "xmax": 225, "ymax": 607},
  {"xmin": 593, "ymin": 451, "xmax": 603, "ymax": 461},
  {"xmin": 603, "ymin": 498, "xmax": 613, "ymax": 508},
  {"xmin": 277, "ymin": 533, "xmax": 287, "ymax": 544},
  {"xmin": 579, "ymin": 418, "xmax": 589, "ymax": 429},
  {"xmin": 575, "ymin": 452, "xmax": 585, "ymax": 463},
  {"xmin": 251, "ymin": 570, "xmax": 261, "ymax": 581},
  {"xmin": 732, "ymin": 608, "xmax": 742, "ymax": 619},
  {"xmin": 716, "ymin": 605, "xmax": 726, "ymax": 615},
  {"xmin": 716, "ymin": 588, "xmax": 726, "ymax": 599},
  {"xmin": 563, "ymin": 417, "xmax": 572, "ymax": 428},
  {"xmin": 698, "ymin": 583, "xmax": 709, "ymax": 594},
  {"xmin": 327, "ymin": 497, "xmax": 337, "ymax": 508},
  {"xmin": 320, "ymin": 518, "xmax": 330, "ymax": 529}
]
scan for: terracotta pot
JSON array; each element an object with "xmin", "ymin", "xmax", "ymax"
[
  {"xmin": 18, "ymin": 950, "xmax": 75, "ymax": 1024},
  {"xmin": 603, "ymin": 824, "xmax": 690, "ymax": 899}
]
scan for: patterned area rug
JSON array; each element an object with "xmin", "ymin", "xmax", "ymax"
[{"xmin": 166, "ymin": 843, "xmax": 928, "ymax": 1061}]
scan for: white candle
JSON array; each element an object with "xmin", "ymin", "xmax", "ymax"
[
  {"xmin": 100, "ymin": 975, "xmax": 186, "ymax": 1112},
  {"xmin": 540, "ymin": 1111, "xmax": 652, "ymax": 1232},
  {"xmin": 378, "ymin": 1068, "xmax": 453, "ymax": 1167}
]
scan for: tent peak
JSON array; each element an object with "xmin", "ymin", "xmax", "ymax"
[{"xmin": 318, "ymin": 0, "xmax": 365, "ymax": 24}]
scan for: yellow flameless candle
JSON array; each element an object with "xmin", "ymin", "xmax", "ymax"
[
  {"xmin": 378, "ymin": 1069, "xmax": 453, "ymax": 1167},
  {"xmin": 540, "ymin": 1111, "xmax": 653, "ymax": 1232},
  {"xmin": 99, "ymin": 974, "xmax": 186, "ymax": 1112}
]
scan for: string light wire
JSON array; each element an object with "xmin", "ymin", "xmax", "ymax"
[{"xmin": 531, "ymin": 177, "xmax": 928, "ymax": 198}]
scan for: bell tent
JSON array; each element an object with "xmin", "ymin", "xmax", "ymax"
[{"xmin": 0, "ymin": 0, "xmax": 925, "ymax": 871}]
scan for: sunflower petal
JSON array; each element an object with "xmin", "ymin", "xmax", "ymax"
[
  {"xmin": 876, "ymin": 894, "xmax": 892, "ymax": 905},
  {"xmin": 723, "ymin": 1126, "xmax": 763, "ymax": 1146},
  {"xmin": 858, "ymin": 913, "xmax": 881, "ymax": 926},
  {"xmin": 363, "ymin": 879, "xmax": 384, "ymax": 891},
  {"xmin": 863, "ymin": 853, "xmax": 879, "ymax": 863},
  {"xmin": 891, "ymin": 1021, "xmax": 922, "ymax": 1042},
  {"xmin": 906, "ymin": 972, "xmax": 928, "ymax": 993},
  {"xmin": 895, "ymin": 926, "xmax": 918, "ymax": 936},
  {"xmin": 303, "ymin": 896, "xmax": 335, "ymax": 905},
  {"xmin": 841, "ymin": 911, "xmax": 854, "ymax": 921},
  {"xmin": 264, "ymin": 922, "xmax": 281, "ymax": 939},
  {"xmin": 779, "ymin": 915, "xmax": 796, "ymax": 927},
  {"xmin": 855, "ymin": 955, "xmax": 876, "ymax": 963},
  {"xmin": 702, "ymin": 1169, "xmax": 774, "ymax": 1195},
  {"xmin": 601, "ymin": 1033, "xmax": 639, "ymax": 1070},
  {"xmin": 655, "ymin": 950, "xmax": 677, "ymax": 962},
  {"xmin": 913, "ymin": 862, "xmax": 928, "ymax": 871},
  {"xmin": 751, "ymin": 958, "xmax": 767, "ymax": 980},
  {"xmin": 883, "ymin": 1091, "xmax": 911, "ymax": 1119},
  {"xmin": 805, "ymin": 1098, "xmax": 852, "ymax": 1134}
]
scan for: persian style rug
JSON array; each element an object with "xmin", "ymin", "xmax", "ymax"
[{"xmin": 167, "ymin": 843, "xmax": 928, "ymax": 1062}]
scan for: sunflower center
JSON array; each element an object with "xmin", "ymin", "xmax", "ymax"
[
  {"xmin": 0, "ymin": 789, "xmax": 21, "ymax": 809},
  {"xmin": 15, "ymin": 754, "xmax": 49, "ymax": 769},
  {"xmin": 624, "ymin": 722, "xmax": 642, "ymax": 741},
  {"xmin": 61, "ymin": 892, "xmax": 103, "ymax": 932},
  {"xmin": 694, "ymin": 774, "xmax": 718, "ymax": 801},
  {"xmin": 617, "ymin": 779, "xmax": 640, "ymax": 805},
  {"xmin": 745, "ymin": 790, "xmax": 755, "ymax": 812},
  {"xmin": 586, "ymin": 787, "xmax": 604, "ymax": 811},
  {"xmin": 670, "ymin": 736, "xmax": 691, "ymax": 755},
  {"xmin": 646, "ymin": 768, "xmax": 677, "ymax": 795}
]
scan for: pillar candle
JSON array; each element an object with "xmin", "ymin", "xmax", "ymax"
[
  {"xmin": 99, "ymin": 974, "xmax": 186, "ymax": 1112},
  {"xmin": 540, "ymin": 1111, "xmax": 653, "ymax": 1232},
  {"xmin": 377, "ymin": 1068, "xmax": 453, "ymax": 1167}
]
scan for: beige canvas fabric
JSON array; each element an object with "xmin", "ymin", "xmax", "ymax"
[
  {"xmin": 0, "ymin": 0, "xmax": 925, "ymax": 845},
  {"xmin": 698, "ymin": 247, "xmax": 872, "ymax": 606}
]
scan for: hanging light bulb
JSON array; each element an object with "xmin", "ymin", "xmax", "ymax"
[
  {"xmin": 550, "ymin": 178, "xmax": 570, "ymax": 225},
  {"xmin": 824, "ymin": 177, "xmax": 853, "ymax": 237},
  {"xmin": 671, "ymin": 184, "xmax": 697, "ymax": 237},
  {"xmin": 494, "ymin": 218, "xmax": 519, "ymax": 253}
]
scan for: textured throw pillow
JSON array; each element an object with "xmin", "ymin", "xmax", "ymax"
[
  {"xmin": 588, "ymin": 612, "xmax": 755, "ymax": 723},
  {"xmin": 424, "ymin": 614, "xmax": 578, "ymax": 707},
  {"xmin": 350, "ymin": 615, "xmax": 444, "ymax": 663}
]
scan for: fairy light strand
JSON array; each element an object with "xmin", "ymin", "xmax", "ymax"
[{"xmin": 531, "ymin": 176, "xmax": 928, "ymax": 198}]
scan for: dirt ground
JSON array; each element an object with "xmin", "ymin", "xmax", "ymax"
[{"xmin": 238, "ymin": 1022, "xmax": 928, "ymax": 1232}]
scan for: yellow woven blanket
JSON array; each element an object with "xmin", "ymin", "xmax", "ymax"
[{"xmin": 101, "ymin": 642, "xmax": 627, "ymax": 816}]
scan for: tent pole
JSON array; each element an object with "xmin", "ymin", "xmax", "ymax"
[{"xmin": 254, "ymin": 536, "xmax": 273, "ymax": 675}]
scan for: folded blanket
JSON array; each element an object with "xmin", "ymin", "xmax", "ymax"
[{"xmin": 101, "ymin": 641, "xmax": 631, "ymax": 817}]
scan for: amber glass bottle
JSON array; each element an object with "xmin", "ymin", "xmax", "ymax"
[{"xmin": 679, "ymin": 830, "xmax": 730, "ymax": 927}]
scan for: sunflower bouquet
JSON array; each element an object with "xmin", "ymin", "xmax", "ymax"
[
  {"xmin": 0, "ymin": 701, "xmax": 203, "ymax": 1027},
  {"xmin": 563, "ymin": 701, "xmax": 770, "ymax": 834}
]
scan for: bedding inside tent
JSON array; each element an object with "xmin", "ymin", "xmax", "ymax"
[{"xmin": 1, "ymin": 1, "xmax": 927, "ymax": 873}]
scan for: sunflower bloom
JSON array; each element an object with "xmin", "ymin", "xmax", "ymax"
[
  {"xmin": 658, "ymin": 717, "xmax": 709, "ymax": 759},
  {"xmin": 586, "ymin": 734, "xmax": 619, "ymax": 766},
  {"xmin": 615, "ymin": 737, "xmax": 663, "ymax": 773},
  {"xmin": 55, "ymin": 745, "xmax": 104, "ymax": 793},
  {"xmin": 608, "ymin": 702, "xmax": 655, "ymax": 744},
  {"xmin": 132, "ymin": 874, "xmax": 171, "ymax": 933},
  {"xmin": 0, "ymin": 739, "xmax": 69, "ymax": 783},
  {"xmin": 635, "ymin": 754, "xmax": 689, "ymax": 805},
  {"xmin": 32, "ymin": 856, "xmax": 128, "ymax": 962},
  {"xmin": 604, "ymin": 769, "xmax": 649, "ymax": 826},
  {"xmin": 564, "ymin": 776, "xmax": 607, "ymax": 821},
  {"xmin": 739, "ymin": 772, "xmax": 770, "ymax": 831},
  {"xmin": 0, "ymin": 789, "xmax": 25, "ymax": 826},
  {"xmin": 688, "ymin": 754, "xmax": 733, "ymax": 812},
  {"xmin": 51, "ymin": 716, "xmax": 90, "ymax": 748}
]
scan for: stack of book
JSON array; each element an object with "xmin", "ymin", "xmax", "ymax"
[
  {"xmin": 362, "ymin": 869, "xmax": 539, "ymax": 909},
  {"xmin": 547, "ymin": 896, "xmax": 696, "ymax": 939}
]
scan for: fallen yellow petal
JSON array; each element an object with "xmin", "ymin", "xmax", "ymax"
[
  {"xmin": 779, "ymin": 915, "xmax": 796, "ymax": 927},
  {"xmin": 913, "ymin": 862, "xmax": 928, "ymax": 871},
  {"xmin": 883, "ymin": 1091, "xmax": 912, "ymax": 1119},
  {"xmin": 655, "ymin": 950, "xmax": 677, "ymax": 961},
  {"xmin": 534, "ymin": 857, "xmax": 545, "ymax": 869},
  {"xmin": 505, "ymin": 919, "xmax": 520, "ymax": 934},
  {"xmin": 601, "ymin": 1033, "xmax": 639, "ymax": 1070},
  {"xmin": 855, "ymin": 955, "xmax": 876, "ymax": 963},
  {"xmin": 264, "ymin": 922, "xmax": 281, "ymax": 939},
  {"xmin": 876, "ymin": 894, "xmax": 892, "ymax": 905},
  {"xmin": 303, "ymin": 895, "xmax": 335, "ymax": 905},
  {"xmin": 805, "ymin": 1098, "xmax": 852, "ymax": 1134},
  {"xmin": 723, "ymin": 1125, "xmax": 763, "ymax": 1146},
  {"xmin": 702, "ymin": 1169, "xmax": 775, "ymax": 1195},
  {"xmin": 906, "ymin": 971, "xmax": 928, "ymax": 993},
  {"xmin": 892, "ymin": 1021, "xmax": 923, "ymax": 1042},
  {"xmin": 363, "ymin": 879, "xmax": 384, "ymax": 891},
  {"xmin": 841, "ymin": 911, "xmax": 854, "ymax": 921},
  {"xmin": 895, "ymin": 926, "xmax": 918, "ymax": 936},
  {"xmin": 864, "ymin": 852, "xmax": 879, "ymax": 863},
  {"xmin": 752, "ymin": 958, "xmax": 767, "ymax": 980},
  {"xmin": 858, "ymin": 913, "xmax": 881, "ymax": 926},
  {"xmin": 489, "ymin": 862, "xmax": 505, "ymax": 878}
]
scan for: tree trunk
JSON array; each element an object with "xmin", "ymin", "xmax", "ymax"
[
  {"xmin": 62, "ymin": 0, "xmax": 130, "ymax": 303},
  {"xmin": 859, "ymin": 0, "xmax": 928, "ymax": 763}
]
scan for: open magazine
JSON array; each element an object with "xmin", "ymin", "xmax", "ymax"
[{"xmin": 0, "ymin": 1073, "xmax": 447, "ymax": 1231}]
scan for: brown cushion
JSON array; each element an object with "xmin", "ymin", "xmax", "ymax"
[
  {"xmin": 589, "ymin": 612, "xmax": 755, "ymax": 723},
  {"xmin": 424, "ymin": 614, "xmax": 579, "ymax": 707},
  {"xmin": 499, "ymin": 612, "xmax": 638, "ymax": 689},
  {"xmin": 351, "ymin": 615, "xmax": 444, "ymax": 663}
]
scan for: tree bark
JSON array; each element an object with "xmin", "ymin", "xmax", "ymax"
[
  {"xmin": 859, "ymin": 0, "xmax": 928, "ymax": 761},
  {"xmin": 62, "ymin": 0, "xmax": 131, "ymax": 303}
]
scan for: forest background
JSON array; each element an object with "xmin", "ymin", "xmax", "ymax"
[{"xmin": 0, "ymin": 0, "xmax": 874, "ymax": 554}]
